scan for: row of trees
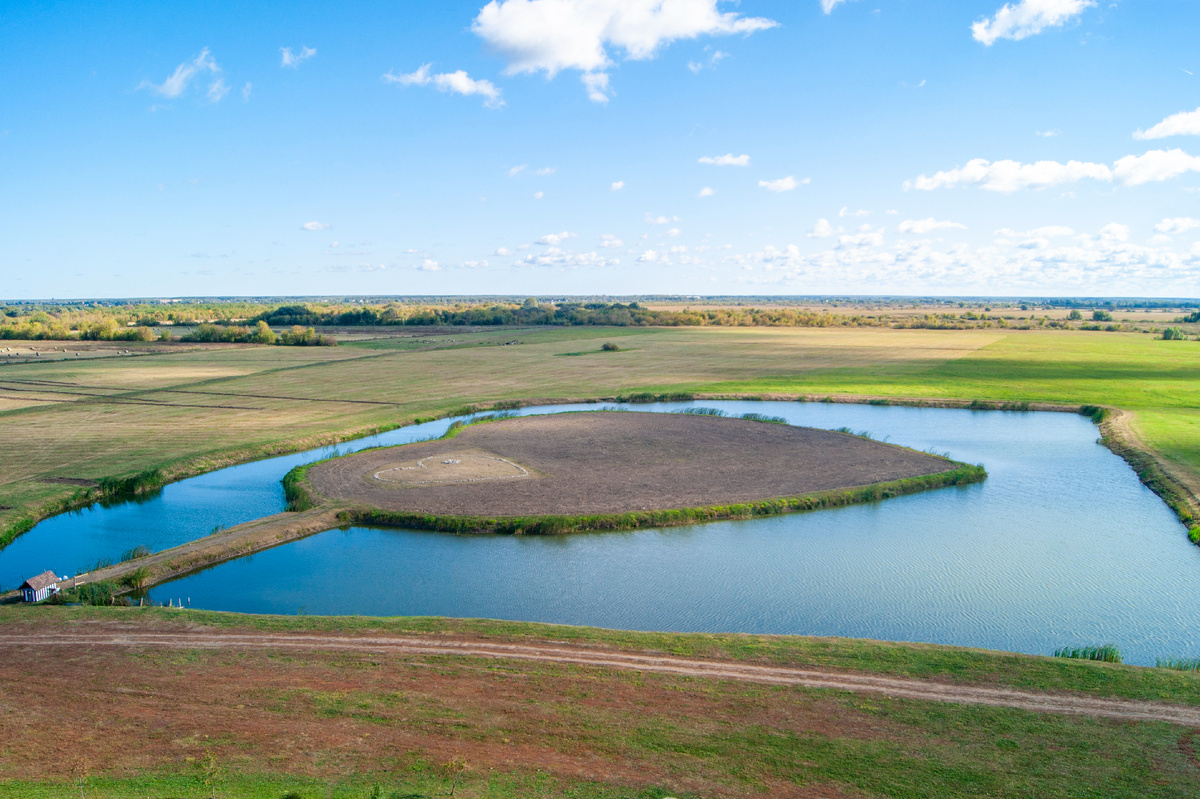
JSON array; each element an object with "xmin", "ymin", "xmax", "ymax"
[{"xmin": 181, "ymin": 322, "xmax": 336, "ymax": 346}]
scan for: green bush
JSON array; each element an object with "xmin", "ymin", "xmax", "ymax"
[
  {"xmin": 600, "ymin": 342, "xmax": 621, "ymax": 351},
  {"xmin": 1092, "ymin": 309, "xmax": 1114, "ymax": 322},
  {"xmin": 1162, "ymin": 327, "xmax": 1186, "ymax": 340}
]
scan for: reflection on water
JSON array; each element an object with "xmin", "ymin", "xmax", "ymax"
[{"xmin": 7, "ymin": 402, "xmax": 1200, "ymax": 665}]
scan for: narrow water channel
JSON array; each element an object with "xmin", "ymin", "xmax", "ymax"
[{"xmin": 6, "ymin": 402, "xmax": 1198, "ymax": 665}]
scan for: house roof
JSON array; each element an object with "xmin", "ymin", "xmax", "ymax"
[{"xmin": 21, "ymin": 570, "xmax": 58, "ymax": 591}]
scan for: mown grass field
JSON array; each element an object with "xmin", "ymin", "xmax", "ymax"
[
  {"xmin": 2, "ymin": 326, "xmax": 1199, "ymax": 538},
  {"xmin": 2, "ymin": 608, "xmax": 1199, "ymax": 798}
]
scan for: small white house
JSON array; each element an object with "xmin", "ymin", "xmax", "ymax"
[{"xmin": 20, "ymin": 570, "xmax": 59, "ymax": 603}]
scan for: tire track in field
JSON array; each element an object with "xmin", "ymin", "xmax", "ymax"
[{"xmin": 4, "ymin": 629, "xmax": 1199, "ymax": 726}]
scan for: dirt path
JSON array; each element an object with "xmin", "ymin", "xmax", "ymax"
[{"xmin": 6, "ymin": 628, "xmax": 1199, "ymax": 726}]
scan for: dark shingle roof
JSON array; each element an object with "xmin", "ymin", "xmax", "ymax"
[{"xmin": 21, "ymin": 570, "xmax": 58, "ymax": 591}]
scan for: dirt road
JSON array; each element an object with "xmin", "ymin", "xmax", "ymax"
[{"xmin": 6, "ymin": 627, "xmax": 1199, "ymax": 726}]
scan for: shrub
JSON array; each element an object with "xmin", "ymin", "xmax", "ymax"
[
  {"xmin": 1053, "ymin": 644, "xmax": 1122, "ymax": 663},
  {"xmin": 120, "ymin": 567, "xmax": 151, "ymax": 590},
  {"xmin": 1162, "ymin": 327, "xmax": 1186, "ymax": 340},
  {"xmin": 1092, "ymin": 309, "xmax": 1114, "ymax": 322},
  {"xmin": 600, "ymin": 342, "xmax": 621, "ymax": 351},
  {"xmin": 1079, "ymin": 405, "xmax": 1109, "ymax": 424},
  {"xmin": 1189, "ymin": 526, "xmax": 1200, "ymax": 545},
  {"xmin": 1067, "ymin": 309, "xmax": 1083, "ymax": 321}
]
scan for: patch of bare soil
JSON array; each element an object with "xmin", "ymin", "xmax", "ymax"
[{"xmin": 307, "ymin": 411, "xmax": 957, "ymax": 517}]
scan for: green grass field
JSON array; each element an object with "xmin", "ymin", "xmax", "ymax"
[
  {"xmin": 2, "ymin": 326, "xmax": 1198, "ymax": 539},
  {"xmin": 2, "ymin": 608, "xmax": 1200, "ymax": 798}
]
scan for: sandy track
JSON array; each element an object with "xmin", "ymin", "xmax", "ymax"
[{"xmin": 5, "ymin": 629, "xmax": 1199, "ymax": 726}]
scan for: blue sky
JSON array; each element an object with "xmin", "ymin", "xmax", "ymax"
[{"xmin": 3, "ymin": 0, "xmax": 1200, "ymax": 299}]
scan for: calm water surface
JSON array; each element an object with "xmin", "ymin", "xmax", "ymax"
[{"xmin": 7, "ymin": 402, "xmax": 1199, "ymax": 665}]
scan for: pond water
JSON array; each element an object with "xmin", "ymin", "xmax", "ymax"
[{"xmin": 6, "ymin": 401, "xmax": 1200, "ymax": 665}]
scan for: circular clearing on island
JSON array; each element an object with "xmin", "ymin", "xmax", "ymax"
[{"xmin": 303, "ymin": 410, "xmax": 960, "ymax": 518}]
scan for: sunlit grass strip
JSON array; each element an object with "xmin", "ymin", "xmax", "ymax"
[
  {"xmin": 337, "ymin": 464, "xmax": 987, "ymax": 536},
  {"xmin": 1054, "ymin": 645, "xmax": 1123, "ymax": 664}
]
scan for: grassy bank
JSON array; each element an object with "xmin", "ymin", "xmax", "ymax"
[{"xmin": 2, "ymin": 608, "xmax": 1200, "ymax": 798}]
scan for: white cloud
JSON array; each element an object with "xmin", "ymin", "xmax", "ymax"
[
  {"xmin": 241, "ymin": 82, "xmax": 253, "ymax": 101},
  {"xmin": 1100, "ymin": 223, "xmax": 1129, "ymax": 242},
  {"xmin": 495, "ymin": 247, "xmax": 515, "ymax": 256},
  {"xmin": 599, "ymin": 234, "xmax": 623, "ymax": 248},
  {"xmin": 899, "ymin": 218, "xmax": 967, "ymax": 235},
  {"xmin": 515, "ymin": 247, "xmax": 619, "ymax": 268},
  {"xmin": 383, "ymin": 65, "xmax": 504, "ymax": 108},
  {"xmin": 507, "ymin": 164, "xmax": 528, "ymax": 177},
  {"xmin": 417, "ymin": 259, "xmax": 441, "ymax": 272},
  {"xmin": 302, "ymin": 221, "xmax": 330, "ymax": 231},
  {"xmin": 646, "ymin": 213, "xmax": 679, "ymax": 224},
  {"xmin": 473, "ymin": 0, "xmax": 777, "ymax": 102},
  {"xmin": 838, "ymin": 228, "xmax": 885, "ymax": 248},
  {"xmin": 972, "ymin": 0, "xmax": 1095, "ymax": 46},
  {"xmin": 821, "ymin": 0, "xmax": 850, "ymax": 13},
  {"xmin": 839, "ymin": 206, "xmax": 868, "ymax": 218},
  {"xmin": 536, "ymin": 166, "xmax": 556, "ymax": 175},
  {"xmin": 1135, "ymin": 107, "xmax": 1200, "ymax": 140},
  {"xmin": 759, "ymin": 176, "xmax": 804, "ymax": 192},
  {"xmin": 809, "ymin": 218, "xmax": 835, "ymax": 238},
  {"xmin": 699, "ymin": 153, "xmax": 750, "ymax": 166},
  {"xmin": 996, "ymin": 225, "xmax": 1076, "ymax": 239},
  {"xmin": 581, "ymin": 71, "xmax": 611, "ymax": 103},
  {"xmin": 909, "ymin": 149, "xmax": 1200, "ymax": 192},
  {"xmin": 1112, "ymin": 149, "xmax": 1200, "ymax": 185},
  {"xmin": 138, "ymin": 48, "xmax": 220, "ymax": 99},
  {"xmin": 698, "ymin": 186, "xmax": 715, "ymax": 198},
  {"xmin": 533, "ymin": 191, "xmax": 544, "ymax": 199},
  {"xmin": 610, "ymin": 180, "xmax": 625, "ymax": 191},
  {"xmin": 907, "ymin": 158, "xmax": 1112, "ymax": 192},
  {"xmin": 462, "ymin": 260, "xmax": 490, "ymax": 268},
  {"xmin": 667, "ymin": 227, "xmax": 681, "ymax": 237},
  {"xmin": 280, "ymin": 46, "xmax": 317, "ymax": 68},
  {"xmin": 1036, "ymin": 129, "xmax": 1060, "ymax": 137},
  {"xmin": 206, "ymin": 78, "xmax": 229, "ymax": 102},
  {"xmin": 538, "ymin": 231, "xmax": 576, "ymax": 245},
  {"xmin": 1156, "ymin": 217, "xmax": 1200, "ymax": 234},
  {"xmin": 688, "ymin": 60, "xmax": 703, "ymax": 74}
]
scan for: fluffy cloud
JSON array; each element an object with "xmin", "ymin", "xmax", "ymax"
[
  {"xmin": 610, "ymin": 180, "xmax": 625, "ymax": 191},
  {"xmin": 495, "ymin": 247, "xmax": 515, "ymax": 256},
  {"xmin": 515, "ymin": 247, "xmax": 619, "ymax": 268},
  {"xmin": 906, "ymin": 158, "xmax": 1111, "ymax": 192},
  {"xmin": 995, "ymin": 225, "xmax": 1075, "ymax": 239},
  {"xmin": 839, "ymin": 207, "xmax": 868, "ymax": 218},
  {"xmin": 1156, "ymin": 217, "xmax": 1200, "ymax": 234},
  {"xmin": 646, "ymin": 213, "xmax": 679, "ymax": 224},
  {"xmin": 417, "ymin": 259, "xmax": 441, "ymax": 272},
  {"xmin": 972, "ymin": 0, "xmax": 1094, "ymax": 46},
  {"xmin": 1135, "ymin": 107, "xmax": 1200, "ymax": 140},
  {"xmin": 721, "ymin": 223, "xmax": 1200, "ymax": 295},
  {"xmin": 599, "ymin": 234, "xmax": 623, "ymax": 248},
  {"xmin": 302, "ymin": 221, "xmax": 331, "ymax": 231},
  {"xmin": 507, "ymin": 164, "xmax": 527, "ymax": 177},
  {"xmin": 809, "ymin": 218, "xmax": 835, "ymax": 238},
  {"xmin": 698, "ymin": 186, "xmax": 715, "ymax": 198},
  {"xmin": 138, "ymin": 48, "xmax": 221, "ymax": 99},
  {"xmin": 280, "ymin": 46, "xmax": 317, "ymax": 68},
  {"xmin": 820, "ymin": 0, "xmax": 849, "ymax": 13},
  {"xmin": 759, "ymin": 176, "xmax": 806, "ymax": 192},
  {"xmin": 472, "ymin": 0, "xmax": 777, "ymax": 102},
  {"xmin": 383, "ymin": 65, "xmax": 504, "ymax": 108},
  {"xmin": 538, "ymin": 231, "xmax": 576, "ymax": 244},
  {"xmin": 898, "ymin": 218, "xmax": 967, "ymax": 235},
  {"xmin": 699, "ymin": 153, "xmax": 750, "ymax": 166},
  {"xmin": 1112, "ymin": 149, "xmax": 1200, "ymax": 185},
  {"xmin": 462, "ymin": 260, "xmax": 490, "ymax": 268}
]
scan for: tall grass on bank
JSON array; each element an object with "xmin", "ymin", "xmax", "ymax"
[
  {"xmin": 675, "ymin": 407, "xmax": 726, "ymax": 417},
  {"xmin": 740, "ymin": 412, "xmax": 788, "ymax": 424},
  {"xmin": 1156, "ymin": 657, "xmax": 1200, "ymax": 672},
  {"xmin": 1054, "ymin": 645, "xmax": 1123, "ymax": 664}
]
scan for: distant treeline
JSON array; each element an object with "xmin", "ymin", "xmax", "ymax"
[
  {"xmin": 251, "ymin": 302, "xmax": 848, "ymax": 328},
  {"xmin": 182, "ymin": 322, "xmax": 336, "ymax": 346}
]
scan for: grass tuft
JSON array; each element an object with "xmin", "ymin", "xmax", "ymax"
[
  {"xmin": 675, "ymin": 407, "xmax": 726, "ymax": 417},
  {"xmin": 1156, "ymin": 657, "xmax": 1200, "ymax": 672},
  {"xmin": 1054, "ymin": 644, "xmax": 1122, "ymax": 664},
  {"xmin": 739, "ymin": 412, "xmax": 789, "ymax": 424}
]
